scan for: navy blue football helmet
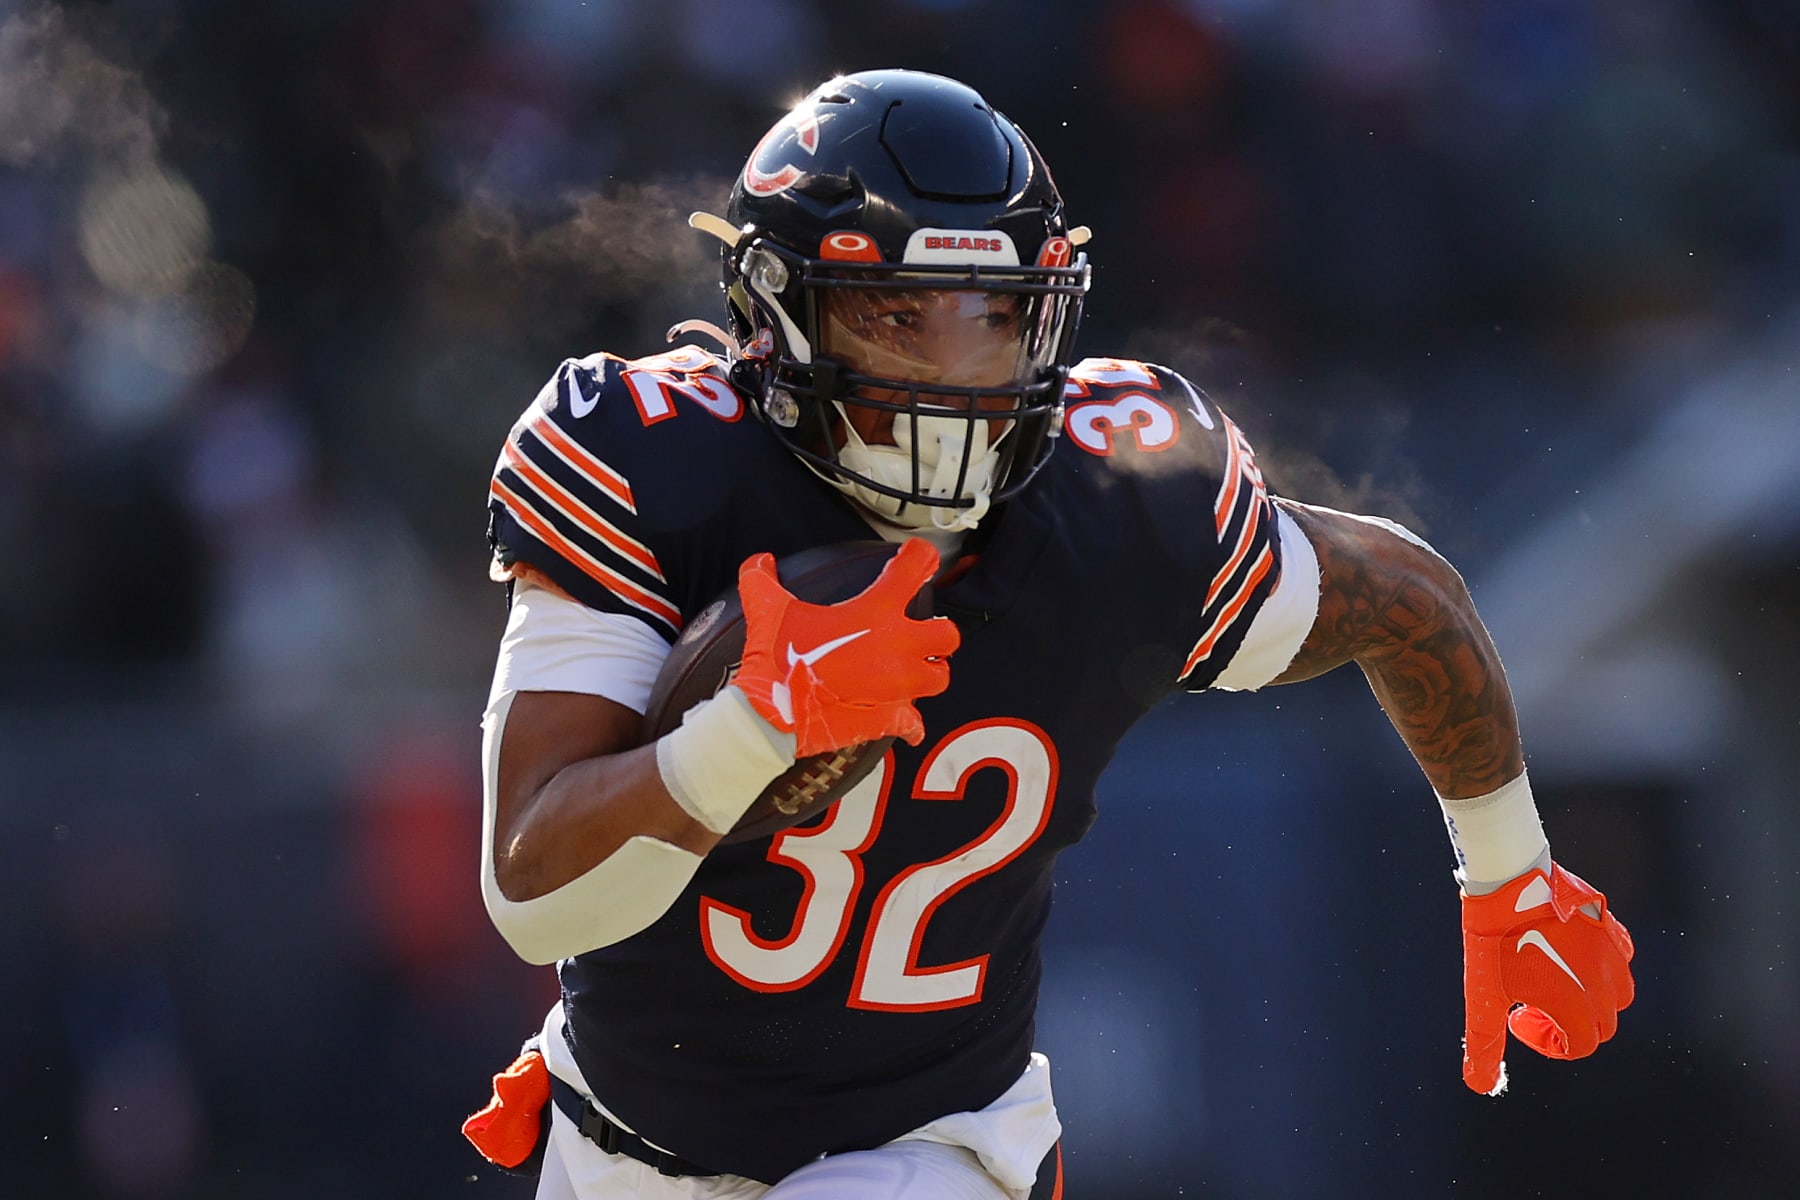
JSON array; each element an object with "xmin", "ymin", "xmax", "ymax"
[{"xmin": 710, "ymin": 70, "xmax": 1090, "ymax": 530}]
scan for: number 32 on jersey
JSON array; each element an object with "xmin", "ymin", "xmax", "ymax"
[
  {"xmin": 1061, "ymin": 358, "xmax": 1208, "ymax": 456},
  {"xmin": 699, "ymin": 720, "xmax": 1058, "ymax": 1012}
]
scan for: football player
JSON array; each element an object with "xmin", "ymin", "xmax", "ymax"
[{"xmin": 463, "ymin": 70, "xmax": 1635, "ymax": 1199}]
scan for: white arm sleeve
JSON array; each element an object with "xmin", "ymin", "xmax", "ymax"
[
  {"xmin": 481, "ymin": 581, "xmax": 692, "ymax": 965},
  {"xmin": 1211, "ymin": 506, "xmax": 1321, "ymax": 691},
  {"xmin": 481, "ymin": 690, "xmax": 703, "ymax": 964},
  {"xmin": 487, "ymin": 579, "xmax": 671, "ymax": 709}
]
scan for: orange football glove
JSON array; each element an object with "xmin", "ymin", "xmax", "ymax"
[
  {"xmin": 734, "ymin": 538, "xmax": 960, "ymax": 757},
  {"xmin": 1461, "ymin": 861, "xmax": 1635, "ymax": 1095}
]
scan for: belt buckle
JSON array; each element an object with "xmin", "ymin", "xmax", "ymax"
[{"xmin": 580, "ymin": 1099, "xmax": 622, "ymax": 1156}]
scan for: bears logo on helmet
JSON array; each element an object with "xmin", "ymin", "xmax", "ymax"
[{"xmin": 743, "ymin": 112, "xmax": 821, "ymax": 198}]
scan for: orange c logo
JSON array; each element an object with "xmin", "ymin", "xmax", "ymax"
[{"xmin": 744, "ymin": 113, "xmax": 822, "ymax": 197}]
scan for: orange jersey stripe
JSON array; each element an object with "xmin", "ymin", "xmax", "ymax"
[
  {"xmin": 1183, "ymin": 542, "xmax": 1276, "ymax": 678},
  {"xmin": 489, "ymin": 478, "xmax": 681, "ymax": 631},
  {"xmin": 1206, "ymin": 417, "xmax": 1270, "ymax": 608},
  {"xmin": 1206, "ymin": 491, "xmax": 1267, "ymax": 609},
  {"xmin": 501, "ymin": 440, "xmax": 665, "ymax": 582},
  {"xmin": 524, "ymin": 413, "xmax": 637, "ymax": 514},
  {"xmin": 1214, "ymin": 416, "xmax": 1247, "ymax": 537}
]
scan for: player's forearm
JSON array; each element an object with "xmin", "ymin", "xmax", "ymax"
[
  {"xmin": 1357, "ymin": 612, "xmax": 1523, "ymax": 801},
  {"xmin": 1272, "ymin": 500, "xmax": 1524, "ymax": 799},
  {"xmin": 498, "ymin": 743, "xmax": 720, "ymax": 901},
  {"xmin": 482, "ymin": 690, "xmax": 741, "ymax": 964},
  {"xmin": 490, "ymin": 689, "xmax": 721, "ymax": 903},
  {"xmin": 490, "ymin": 683, "xmax": 798, "ymax": 898}
]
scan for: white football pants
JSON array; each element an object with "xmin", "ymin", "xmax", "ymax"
[{"xmin": 533, "ymin": 1118, "xmax": 1014, "ymax": 1200}]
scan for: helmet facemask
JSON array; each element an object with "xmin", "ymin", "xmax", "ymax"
[{"xmin": 733, "ymin": 242, "xmax": 1087, "ymax": 531}]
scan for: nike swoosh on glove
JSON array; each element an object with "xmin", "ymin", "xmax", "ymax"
[
  {"xmin": 1461, "ymin": 861, "xmax": 1635, "ymax": 1095},
  {"xmin": 734, "ymin": 538, "xmax": 961, "ymax": 758}
]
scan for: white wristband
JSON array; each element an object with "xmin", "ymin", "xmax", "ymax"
[
  {"xmin": 655, "ymin": 686, "xmax": 797, "ymax": 834},
  {"xmin": 1438, "ymin": 771, "xmax": 1550, "ymax": 894}
]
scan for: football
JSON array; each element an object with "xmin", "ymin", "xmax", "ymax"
[{"xmin": 641, "ymin": 541, "xmax": 934, "ymax": 845}]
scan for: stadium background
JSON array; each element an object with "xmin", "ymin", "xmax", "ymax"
[{"xmin": 1, "ymin": 0, "xmax": 1796, "ymax": 1195}]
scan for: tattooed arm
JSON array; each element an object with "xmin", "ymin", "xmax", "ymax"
[
  {"xmin": 1268, "ymin": 499, "xmax": 1523, "ymax": 800},
  {"xmin": 1269, "ymin": 500, "xmax": 1637, "ymax": 1092}
]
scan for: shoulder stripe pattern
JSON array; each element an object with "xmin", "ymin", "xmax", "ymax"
[
  {"xmin": 489, "ymin": 397, "xmax": 680, "ymax": 635},
  {"xmin": 1182, "ymin": 413, "xmax": 1277, "ymax": 681},
  {"xmin": 525, "ymin": 409, "xmax": 637, "ymax": 515},
  {"xmin": 499, "ymin": 440, "xmax": 664, "ymax": 581},
  {"xmin": 489, "ymin": 477, "xmax": 682, "ymax": 634}
]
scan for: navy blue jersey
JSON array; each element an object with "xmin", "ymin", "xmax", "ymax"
[{"xmin": 486, "ymin": 348, "xmax": 1283, "ymax": 1182}]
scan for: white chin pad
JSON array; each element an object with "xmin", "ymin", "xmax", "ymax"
[{"xmin": 835, "ymin": 407, "xmax": 1005, "ymax": 532}]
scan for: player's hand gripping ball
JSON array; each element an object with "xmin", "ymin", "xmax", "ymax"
[
  {"xmin": 641, "ymin": 539, "xmax": 958, "ymax": 844},
  {"xmin": 1460, "ymin": 860, "xmax": 1635, "ymax": 1094}
]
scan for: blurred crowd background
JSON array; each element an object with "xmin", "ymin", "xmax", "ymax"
[{"xmin": 1, "ymin": 0, "xmax": 1796, "ymax": 1196}]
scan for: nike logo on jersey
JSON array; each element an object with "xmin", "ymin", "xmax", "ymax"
[
  {"xmin": 785, "ymin": 630, "xmax": 870, "ymax": 672},
  {"xmin": 1175, "ymin": 375, "xmax": 1215, "ymax": 429},
  {"xmin": 1516, "ymin": 930, "xmax": 1584, "ymax": 989},
  {"xmin": 566, "ymin": 368, "xmax": 599, "ymax": 418}
]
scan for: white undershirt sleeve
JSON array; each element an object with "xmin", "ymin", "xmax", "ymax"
[
  {"xmin": 1210, "ymin": 506, "xmax": 1321, "ymax": 692},
  {"xmin": 488, "ymin": 579, "xmax": 671, "ymax": 708}
]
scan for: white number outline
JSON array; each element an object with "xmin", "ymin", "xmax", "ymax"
[
  {"xmin": 849, "ymin": 719, "xmax": 1059, "ymax": 1012},
  {"xmin": 696, "ymin": 721, "xmax": 1059, "ymax": 1010},
  {"xmin": 699, "ymin": 756, "xmax": 893, "ymax": 993},
  {"xmin": 621, "ymin": 350, "xmax": 745, "ymax": 425},
  {"xmin": 1064, "ymin": 393, "xmax": 1181, "ymax": 456}
]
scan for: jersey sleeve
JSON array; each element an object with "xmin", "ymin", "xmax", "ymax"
[
  {"xmin": 1052, "ymin": 358, "xmax": 1291, "ymax": 693},
  {"xmin": 1209, "ymin": 503, "xmax": 1319, "ymax": 690},
  {"xmin": 1172, "ymin": 389, "xmax": 1284, "ymax": 690},
  {"xmin": 486, "ymin": 354, "xmax": 685, "ymax": 641}
]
